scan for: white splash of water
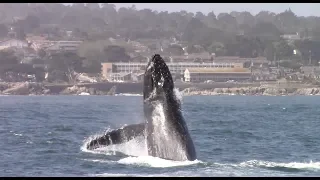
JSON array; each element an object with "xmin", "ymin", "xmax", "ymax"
[
  {"xmin": 146, "ymin": 63, "xmax": 153, "ymax": 71},
  {"xmin": 82, "ymin": 131, "xmax": 201, "ymax": 169},
  {"xmin": 115, "ymin": 93, "xmax": 142, "ymax": 96},
  {"xmin": 144, "ymin": 87, "xmax": 157, "ymax": 102},
  {"xmin": 118, "ymin": 156, "xmax": 201, "ymax": 168},
  {"xmin": 173, "ymin": 88, "xmax": 183, "ymax": 104},
  {"xmin": 82, "ymin": 86, "xmax": 193, "ymax": 168},
  {"xmin": 91, "ymin": 171, "xmax": 205, "ymax": 177},
  {"xmin": 152, "ymin": 102, "xmax": 169, "ymax": 138},
  {"xmin": 82, "ymin": 135, "xmax": 147, "ymax": 157},
  {"xmin": 81, "ymin": 158, "xmax": 116, "ymax": 164},
  {"xmin": 87, "ymin": 158, "xmax": 320, "ymax": 177},
  {"xmin": 239, "ymin": 160, "xmax": 320, "ymax": 170},
  {"xmin": 158, "ymin": 76, "xmax": 164, "ymax": 87},
  {"xmin": 84, "ymin": 86, "xmax": 188, "ymax": 160},
  {"xmin": 150, "ymin": 101, "xmax": 188, "ymax": 161}
]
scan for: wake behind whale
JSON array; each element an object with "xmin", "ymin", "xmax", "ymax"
[{"xmin": 86, "ymin": 54, "xmax": 196, "ymax": 161}]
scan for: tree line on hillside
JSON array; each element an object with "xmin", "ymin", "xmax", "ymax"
[
  {"xmin": 0, "ymin": 3, "xmax": 320, "ymax": 70},
  {"xmin": 0, "ymin": 4, "xmax": 318, "ymax": 40}
]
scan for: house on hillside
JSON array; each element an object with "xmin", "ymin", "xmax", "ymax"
[
  {"xmin": 20, "ymin": 48, "xmax": 39, "ymax": 64},
  {"xmin": 281, "ymin": 33, "xmax": 301, "ymax": 42},
  {"xmin": 109, "ymin": 73, "xmax": 131, "ymax": 82},
  {"xmin": 101, "ymin": 63, "xmax": 113, "ymax": 79},
  {"xmin": 213, "ymin": 56, "xmax": 268, "ymax": 67},
  {"xmin": 186, "ymin": 52, "xmax": 213, "ymax": 62},
  {"xmin": 131, "ymin": 55, "xmax": 149, "ymax": 62},
  {"xmin": 300, "ymin": 66, "xmax": 320, "ymax": 79},
  {"xmin": 45, "ymin": 41, "xmax": 83, "ymax": 53},
  {"xmin": 26, "ymin": 35, "xmax": 48, "ymax": 42},
  {"xmin": 0, "ymin": 38, "xmax": 29, "ymax": 50}
]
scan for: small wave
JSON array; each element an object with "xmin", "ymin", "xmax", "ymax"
[
  {"xmin": 82, "ymin": 132, "xmax": 202, "ymax": 168},
  {"xmin": 81, "ymin": 158, "xmax": 115, "ymax": 164},
  {"xmin": 115, "ymin": 93, "xmax": 142, "ymax": 96},
  {"xmin": 54, "ymin": 125, "xmax": 73, "ymax": 132},
  {"xmin": 14, "ymin": 133, "xmax": 23, "ymax": 136},
  {"xmin": 82, "ymin": 148, "xmax": 202, "ymax": 168},
  {"xmin": 92, "ymin": 173, "xmax": 173, "ymax": 177},
  {"xmin": 239, "ymin": 160, "xmax": 320, "ymax": 171},
  {"xmin": 88, "ymin": 159, "xmax": 320, "ymax": 177},
  {"xmin": 118, "ymin": 156, "xmax": 202, "ymax": 168},
  {"xmin": 81, "ymin": 147, "xmax": 118, "ymax": 156},
  {"xmin": 91, "ymin": 173, "xmax": 148, "ymax": 177},
  {"xmin": 90, "ymin": 167, "xmax": 225, "ymax": 177}
]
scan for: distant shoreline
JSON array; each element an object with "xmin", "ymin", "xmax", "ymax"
[
  {"xmin": 1, "ymin": 89, "xmax": 320, "ymax": 97},
  {"xmin": 1, "ymin": 81, "xmax": 319, "ymax": 96},
  {"xmin": 1, "ymin": 92, "xmax": 320, "ymax": 97}
]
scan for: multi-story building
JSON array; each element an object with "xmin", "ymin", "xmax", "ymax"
[
  {"xmin": 212, "ymin": 56, "xmax": 269, "ymax": 67},
  {"xmin": 109, "ymin": 73, "xmax": 132, "ymax": 82},
  {"xmin": 108, "ymin": 62, "xmax": 244, "ymax": 75},
  {"xmin": 184, "ymin": 67, "xmax": 252, "ymax": 82},
  {"xmin": 45, "ymin": 41, "xmax": 83, "ymax": 52},
  {"xmin": 300, "ymin": 66, "xmax": 320, "ymax": 79},
  {"xmin": 101, "ymin": 63, "xmax": 113, "ymax": 79},
  {"xmin": 281, "ymin": 33, "xmax": 301, "ymax": 41},
  {"xmin": 28, "ymin": 40, "xmax": 83, "ymax": 53}
]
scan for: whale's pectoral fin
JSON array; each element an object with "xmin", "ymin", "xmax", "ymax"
[{"xmin": 86, "ymin": 123, "xmax": 145, "ymax": 150}]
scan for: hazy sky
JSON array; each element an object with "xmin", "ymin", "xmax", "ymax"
[
  {"xmin": 62, "ymin": 3, "xmax": 319, "ymax": 17},
  {"xmin": 110, "ymin": 3, "xmax": 319, "ymax": 17}
]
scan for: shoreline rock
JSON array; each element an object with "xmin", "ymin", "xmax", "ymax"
[
  {"xmin": 181, "ymin": 87, "xmax": 320, "ymax": 96},
  {"xmin": 1, "ymin": 82, "xmax": 51, "ymax": 95},
  {"xmin": 0, "ymin": 82, "xmax": 116, "ymax": 96}
]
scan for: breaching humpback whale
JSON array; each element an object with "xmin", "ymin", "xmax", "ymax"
[{"xmin": 87, "ymin": 54, "xmax": 196, "ymax": 161}]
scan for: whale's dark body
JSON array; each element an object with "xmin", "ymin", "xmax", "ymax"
[{"xmin": 87, "ymin": 54, "xmax": 196, "ymax": 161}]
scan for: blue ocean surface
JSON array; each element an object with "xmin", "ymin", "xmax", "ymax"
[{"xmin": 1, "ymin": 95, "xmax": 320, "ymax": 176}]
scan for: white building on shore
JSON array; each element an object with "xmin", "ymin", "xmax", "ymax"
[
  {"xmin": 111, "ymin": 62, "xmax": 244, "ymax": 75},
  {"xmin": 184, "ymin": 67, "xmax": 252, "ymax": 82}
]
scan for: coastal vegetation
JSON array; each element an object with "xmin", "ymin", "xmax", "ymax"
[
  {"xmin": 1, "ymin": 3, "xmax": 320, "ymax": 87},
  {"xmin": 0, "ymin": 4, "xmax": 319, "ymax": 64}
]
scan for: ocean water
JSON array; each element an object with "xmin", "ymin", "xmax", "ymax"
[{"xmin": 1, "ymin": 94, "xmax": 320, "ymax": 176}]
